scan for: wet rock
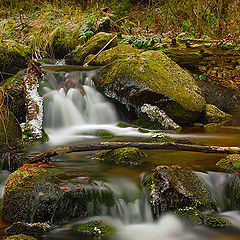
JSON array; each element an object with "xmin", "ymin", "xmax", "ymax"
[
  {"xmin": 143, "ymin": 165, "xmax": 216, "ymax": 218},
  {"xmin": 203, "ymin": 104, "xmax": 232, "ymax": 123},
  {"xmin": 134, "ymin": 104, "xmax": 181, "ymax": 130},
  {"xmin": 99, "ymin": 50, "xmax": 206, "ymax": 124},
  {"xmin": 5, "ymin": 222, "xmax": 50, "ymax": 237},
  {"xmin": 1, "ymin": 164, "xmax": 115, "ymax": 224},
  {"xmin": 0, "ymin": 40, "xmax": 31, "ymax": 79},
  {"xmin": 174, "ymin": 207, "xmax": 232, "ymax": 228},
  {"xmin": 116, "ymin": 122, "xmax": 153, "ymax": 133},
  {"xmin": 0, "ymin": 108, "xmax": 23, "ymax": 154},
  {"xmin": 84, "ymin": 44, "xmax": 142, "ymax": 66},
  {"xmin": 65, "ymin": 32, "xmax": 118, "ymax": 65},
  {"xmin": 94, "ymin": 147, "xmax": 147, "ymax": 166},
  {"xmin": 147, "ymin": 132, "xmax": 173, "ymax": 142},
  {"xmin": 216, "ymin": 154, "xmax": 240, "ymax": 172},
  {"xmin": 73, "ymin": 220, "xmax": 115, "ymax": 239},
  {"xmin": 6, "ymin": 234, "xmax": 37, "ymax": 240}
]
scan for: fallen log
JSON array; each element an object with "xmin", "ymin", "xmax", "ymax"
[{"xmin": 29, "ymin": 141, "xmax": 240, "ymax": 163}]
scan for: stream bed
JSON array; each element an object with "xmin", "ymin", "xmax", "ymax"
[{"xmin": 1, "ymin": 66, "xmax": 240, "ymax": 240}]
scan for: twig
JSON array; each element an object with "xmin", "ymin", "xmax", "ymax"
[{"xmin": 83, "ymin": 35, "xmax": 117, "ymax": 67}]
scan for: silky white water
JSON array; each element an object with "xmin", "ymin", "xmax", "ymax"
[{"xmin": 41, "ymin": 70, "xmax": 147, "ymax": 145}]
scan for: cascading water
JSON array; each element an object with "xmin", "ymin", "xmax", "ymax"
[{"xmin": 41, "ymin": 70, "xmax": 145, "ymax": 145}]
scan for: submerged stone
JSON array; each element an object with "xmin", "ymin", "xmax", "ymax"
[
  {"xmin": 1, "ymin": 164, "xmax": 115, "ymax": 224},
  {"xmin": 65, "ymin": 32, "xmax": 118, "ymax": 65},
  {"xmin": 147, "ymin": 132, "xmax": 173, "ymax": 142},
  {"xmin": 203, "ymin": 104, "xmax": 232, "ymax": 123},
  {"xmin": 134, "ymin": 103, "xmax": 181, "ymax": 130},
  {"xmin": 6, "ymin": 234, "xmax": 37, "ymax": 240},
  {"xmin": 0, "ymin": 108, "xmax": 23, "ymax": 154},
  {"xmin": 73, "ymin": 220, "xmax": 115, "ymax": 238},
  {"xmin": 94, "ymin": 147, "xmax": 147, "ymax": 166},
  {"xmin": 5, "ymin": 222, "xmax": 50, "ymax": 237},
  {"xmin": 216, "ymin": 154, "xmax": 240, "ymax": 172},
  {"xmin": 143, "ymin": 165, "xmax": 215, "ymax": 218},
  {"xmin": 99, "ymin": 50, "xmax": 206, "ymax": 124}
]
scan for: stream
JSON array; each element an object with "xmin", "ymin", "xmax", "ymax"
[{"xmin": 1, "ymin": 66, "xmax": 240, "ymax": 240}]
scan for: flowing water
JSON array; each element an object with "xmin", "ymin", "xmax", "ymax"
[{"xmin": 3, "ymin": 66, "xmax": 240, "ymax": 239}]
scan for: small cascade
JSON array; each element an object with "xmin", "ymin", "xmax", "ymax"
[
  {"xmin": 0, "ymin": 170, "xmax": 9, "ymax": 199},
  {"xmin": 41, "ymin": 70, "xmax": 147, "ymax": 145}
]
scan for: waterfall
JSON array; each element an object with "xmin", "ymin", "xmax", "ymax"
[{"xmin": 41, "ymin": 70, "xmax": 147, "ymax": 145}]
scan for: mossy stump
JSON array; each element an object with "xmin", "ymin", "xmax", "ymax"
[{"xmin": 94, "ymin": 147, "xmax": 147, "ymax": 166}]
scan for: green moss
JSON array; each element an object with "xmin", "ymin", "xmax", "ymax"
[
  {"xmin": 0, "ymin": 108, "xmax": 23, "ymax": 154},
  {"xmin": 65, "ymin": 32, "xmax": 118, "ymax": 65},
  {"xmin": 2, "ymin": 75, "xmax": 23, "ymax": 88},
  {"xmin": 203, "ymin": 104, "xmax": 232, "ymax": 123},
  {"xmin": 147, "ymin": 133, "xmax": 173, "ymax": 142},
  {"xmin": 101, "ymin": 50, "xmax": 206, "ymax": 123},
  {"xmin": 5, "ymin": 222, "xmax": 50, "ymax": 237},
  {"xmin": 94, "ymin": 147, "xmax": 147, "ymax": 166},
  {"xmin": 21, "ymin": 123, "xmax": 49, "ymax": 143},
  {"xmin": 205, "ymin": 216, "xmax": 231, "ymax": 228},
  {"xmin": 216, "ymin": 154, "xmax": 240, "ymax": 172},
  {"xmin": 84, "ymin": 44, "xmax": 142, "ymax": 66},
  {"xmin": 6, "ymin": 234, "xmax": 37, "ymax": 240},
  {"xmin": 142, "ymin": 173, "xmax": 154, "ymax": 194},
  {"xmin": 174, "ymin": 207, "xmax": 232, "ymax": 228},
  {"xmin": 0, "ymin": 41, "xmax": 31, "ymax": 78},
  {"xmin": 73, "ymin": 220, "xmax": 115, "ymax": 237},
  {"xmin": 95, "ymin": 130, "xmax": 115, "ymax": 138}
]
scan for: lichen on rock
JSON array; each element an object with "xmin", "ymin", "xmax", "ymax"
[{"xmin": 94, "ymin": 147, "xmax": 147, "ymax": 166}]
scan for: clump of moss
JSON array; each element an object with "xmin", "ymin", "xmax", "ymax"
[
  {"xmin": 95, "ymin": 130, "xmax": 115, "ymax": 138},
  {"xmin": 5, "ymin": 222, "xmax": 50, "ymax": 237},
  {"xmin": 205, "ymin": 216, "xmax": 231, "ymax": 228},
  {"xmin": 21, "ymin": 123, "xmax": 49, "ymax": 143},
  {"xmin": 6, "ymin": 234, "xmax": 37, "ymax": 240},
  {"xmin": 216, "ymin": 154, "xmax": 240, "ymax": 172},
  {"xmin": 147, "ymin": 133, "xmax": 173, "ymax": 142},
  {"xmin": 73, "ymin": 220, "xmax": 115, "ymax": 238},
  {"xmin": 94, "ymin": 147, "xmax": 147, "ymax": 166},
  {"xmin": 174, "ymin": 207, "xmax": 231, "ymax": 228}
]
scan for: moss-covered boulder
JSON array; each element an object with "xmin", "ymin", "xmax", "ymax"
[
  {"xmin": 0, "ymin": 41, "xmax": 31, "ymax": 78},
  {"xmin": 65, "ymin": 32, "xmax": 118, "ymax": 65},
  {"xmin": 174, "ymin": 207, "xmax": 231, "ymax": 228},
  {"xmin": 147, "ymin": 132, "xmax": 174, "ymax": 142},
  {"xmin": 6, "ymin": 234, "xmax": 37, "ymax": 240},
  {"xmin": 84, "ymin": 44, "xmax": 142, "ymax": 66},
  {"xmin": 73, "ymin": 220, "xmax": 115, "ymax": 239},
  {"xmin": 203, "ymin": 104, "xmax": 232, "ymax": 123},
  {"xmin": 134, "ymin": 103, "xmax": 181, "ymax": 130},
  {"xmin": 143, "ymin": 165, "xmax": 216, "ymax": 218},
  {"xmin": 98, "ymin": 50, "xmax": 206, "ymax": 124},
  {"xmin": 1, "ymin": 164, "xmax": 115, "ymax": 223},
  {"xmin": 0, "ymin": 108, "xmax": 23, "ymax": 154},
  {"xmin": 94, "ymin": 147, "xmax": 147, "ymax": 166},
  {"xmin": 5, "ymin": 222, "xmax": 50, "ymax": 237},
  {"xmin": 216, "ymin": 154, "xmax": 240, "ymax": 172}
]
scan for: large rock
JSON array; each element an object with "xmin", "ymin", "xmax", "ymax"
[
  {"xmin": 84, "ymin": 44, "xmax": 142, "ymax": 66},
  {"xmin": 0, "ymin": 41, "xmax": 31, "ymax": 78},
  {"xmin": 0, "ymin": 108, "xmax": 23, "ymax": 154},
  {"xmin": 1, "ymin": 164, "xmax": 114, "ymax": 223},
  {"xmin": 65, "ymin": 32, "xmax": 118, "ymax": 65},
  {"xmin": 143, "ymin": 165, "xmax": 216, "ymax": 218},
  {"xmin": 98, "ymin": 50, "xmax": 206, "ymax": 124}
]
